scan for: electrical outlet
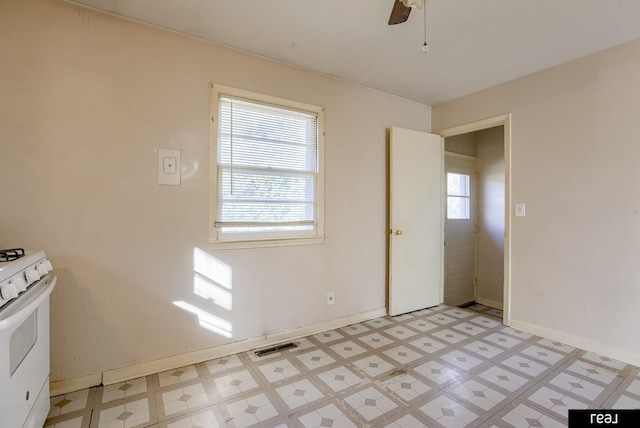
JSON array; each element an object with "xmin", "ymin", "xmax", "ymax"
[{"xmin": 327, "ymin": 292, "xmax": 335, "ymax": 305}]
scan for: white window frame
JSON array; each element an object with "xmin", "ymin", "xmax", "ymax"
[
  {"xmin": 446, "ymin": 172, "xmax": 471, "ymax": 220},
  {"xmin": 208, "ymin": 83, "xmax": 325, "ymax": 250}
]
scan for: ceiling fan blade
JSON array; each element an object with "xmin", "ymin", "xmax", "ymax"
[{"xmin": 388, "ymin": 0, "xmax": 411, "ymax": 25}]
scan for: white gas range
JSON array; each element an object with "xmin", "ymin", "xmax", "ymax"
[{"xmin": 0, "ymin": 249, "xmax": 56, "ymax": 428}]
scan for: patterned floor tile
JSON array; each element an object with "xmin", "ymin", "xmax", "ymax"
[
  {"xmin": 414, "ymin": 360, "xmax": 465, "ymax": 387},
  {"xmin": 212, "ymin": 370, "xmax": 259, "ymax": 399},
  {"xmin": 204, "ymin": 354, "xmax": 244, "ymax": 375},
  {"xmin": 258, "ymin": 358, "xmax": 300, "ymax": 383},
  {"xmin": 548, "ymin": 372, "xmax": 605, "ymax": 401},
  {"xmin": 383, "ymin": 325, "xmax": 419, "ymax": 340},
  {"xmin": 526, "ymin": 386, "xmax": 589, "ymax": 419},
  {"xmin": 582, "ymin": 352, "xmax": 629, "ymax": 371},
  {"xmin": 364, "ymin": 317, "xmax": 394, "ymax": 328},
  {"xmin": 296, "ymin": 349, "xmax": 336, "ymax": 371},
  {"xmin": 419, "ymin": 394, "xmax": 478, "ymax": 428},
  {"xmin": 162, "ymin": 408, "xmax": 221, "ymax": 428},
  {"xmin": 49, "ymin": 389, "xmax": 95, "ymax": 418},
  {"xmin": 431, "ymin": 329, "xmax": 469, "ymax": 344},
  {"xmin": 452, "ymin": 322, "xmax": 487, "ymax": 336},
  {"xmin": 406, "ymin": 319, "xmax": 439, "ymax": 332},
  {"xmin": 566, "ymin": 360, "xmax": 620, "ymax": 385},
  {"xmin": 443, "ymin": 308, "xmax": 474, "ymax": 319},
  {"xmin": 380, "ymin": 372, "xmax": 433, "ymax": 402},
  {"xmin": 316, "ymin": 366, "xmax": 363, "ymax": 392},
  {"xmin": 352, "ymin": 355, "xmax": 395, "ymax": 378},
  {"xmin": 468, "ymin": 316, "xmax": 502, "ymax": 329},
  {"xmin": 499, "ymin": 403, "xmax": 565, "ymax": 428},
  {"xmin": 520, "ymin": 345, "xmax": 565, "ymax": 365},
  {"xmin": 451, "ymin": 379, "xmax": 507, "ymax": 411},
  {"xmin": 382, "ymin": 413, "xmax": 427, "ymax": 428},
  {"xmin": 101, "ymin": 377, "xmax": 148, "ymax": 404},
  {"xmin": 296, "ymin": 403, "xmax": 357, "ymax": 428},
  {"xmin": 344, "ymin": 386, "xmax": 398, "ymax": 422},
  {"xmin": 45, "ymin": 416, "xmax": 88, "ymax": 428},
  {"xmin": 408, "ymin": 336, "xmax": 448, "ymax": 354},
  {"xmin": 382, "ymin": 345, "xmax": 425, "ymax": 365},
  {"xmin": 44, "ymin": 304, "xmax": 640, "ymax": 428},
  {"xmin": 223, "ymin": 393, "xmax": 279, "ymax": 428},
  {"xmin": 313, "ymin": 330, "xmax": 345, "ymax": 343},
  {"xmin": 440, "ymin": 350, "xmax": 483, "ymax": 372},
  {"xmin": 275, "ymin": 379, "xmax": 326, "ymax": 410},
  {"xmin": 484, "ymin": 333, "xmax": 523, "ymax": 349},
  {"xmin": 339, "ymin": 323, "xmax": 371, "ymax": 336},
  {"xmin": 536, "ymin": 338, "xmax": 575, "ymax": 354},
  {"xmin": 95, "ymin": 398, "xmax": 151, "ymax": 428},
  {"xmin": 501, "ymin": 355, "xmax": 549, "ymax": 378},
  {"xmin": 501, "ymin": 327, "xmax": 533, "ymax": 340},
  {"xmin": 463, "ymin": 341, "xmax": 505, "ymax": 359},
  {"xmin": 329, "ymin": 340, "xmax": 368, "ymax": 359},
  {"xmin": 611, "ymin": 394, "xmax": 640, "ymax": 409},
  {"xmin": 426, "ymin": 313, "xmax": 458, "ymax": 325},
  {"xmin": 160, "ymin": 383, "xmax": 211, "ymax": 417},
  {"xmin": 158, "ymin": 366, "xmax": 199, "ymax": 388},
  {"xmin": 356, "ymin": 332, "xmax": 395, "ymax": 348},
  {"xmin": 478, "ymin": 366, "xmax": 530, "ymax": 393}
]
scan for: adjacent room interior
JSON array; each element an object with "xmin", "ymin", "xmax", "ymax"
[{"xmin": 3, "ymin": 0, "xmax": 640, "ymax": 426}]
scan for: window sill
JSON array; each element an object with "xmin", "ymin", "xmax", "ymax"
[{"xmin": 207, "ymin": 236, "xmax": 326, "ymax": 250}]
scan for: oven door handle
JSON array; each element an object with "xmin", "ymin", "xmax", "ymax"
[{"xmin": 0, "ymin": 275, "xmax": 56, "ymax": 331}]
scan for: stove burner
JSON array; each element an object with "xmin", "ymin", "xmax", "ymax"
[{"xmin": 0, "ymin": 248, "xmax": 25, "ymax": 262}]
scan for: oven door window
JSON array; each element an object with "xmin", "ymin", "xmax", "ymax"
[{"xmin": 10, "ymin": 309, "xmax": 37, "ymax": 375}]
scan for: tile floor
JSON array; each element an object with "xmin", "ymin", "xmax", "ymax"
[{"xmin": 45, "ymin": 304, "xmax": 640, "ymax": 428}]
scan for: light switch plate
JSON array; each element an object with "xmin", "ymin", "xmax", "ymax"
[
  {"xmin": 158, "ymin": 148, "xmax": 181, "ymax": 186},
  {"xmin": 515, "ymin": 203, "xmax": 526, "ymax": 217}
]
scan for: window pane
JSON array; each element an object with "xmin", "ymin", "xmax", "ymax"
[
  {"xmin": 447, "ymin": 173, "xmax": 470, "ymax": 197},
  {"xmin": 447, "ymin": 196, "xmax": 470, "ymax": 219},
  {"xmin": 216, "ymin": 94, "xmax": 319, "ymax": 235}
]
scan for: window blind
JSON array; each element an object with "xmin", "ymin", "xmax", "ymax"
[{"xmin": 216, "ymin": 96, "xmax": 319, "ymax": 234}]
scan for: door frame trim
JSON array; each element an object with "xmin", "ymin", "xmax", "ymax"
[{"xmin": 435, "ymin": 114, "xmax": 512, "ymax": 326}]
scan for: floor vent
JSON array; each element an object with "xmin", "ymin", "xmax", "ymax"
[{"xmin": 255, "ymin": 342, "xmax": 298, "ymax": 357}]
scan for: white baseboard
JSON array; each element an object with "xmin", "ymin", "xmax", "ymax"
[
  {"xmin": 509, "ymin": 318, "xmax": 640, "ymax": 368},
  {"xmin": 50, "ymin": 307, "xmax": 388, "ymax": 394},
  {"xmin": 476, "ymin": 297, "xmax": 503, "ymax": 310},
  {"xmin": 50, "ymin": 373, "xmax": 102, "ymax": 397}
]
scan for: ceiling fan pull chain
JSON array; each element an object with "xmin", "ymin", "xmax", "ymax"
[{"xmin": 422, "ymin": 2, "xmax": 429, "ymax": 53}]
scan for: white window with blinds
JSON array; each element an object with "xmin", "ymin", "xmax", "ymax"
[{"xmin": 209, "ymin": 84, "xmax": 325, "ymax": 248}]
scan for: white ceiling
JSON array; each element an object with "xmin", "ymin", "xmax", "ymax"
[{"xmin": 69, "ymin": 0, "xmax": 640, "ymax": 106}]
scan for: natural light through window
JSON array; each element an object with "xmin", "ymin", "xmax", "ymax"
[
  {"xmin": 447, "ymin": 172, "xmax": 471, "ymax": 219},
  {"xmin": 172, "ymin": 248, "xmax": 234, "ymax": 338},
  {"xmin": 209, "ymin": 84, "xmax": 325, "ymax": 249}
]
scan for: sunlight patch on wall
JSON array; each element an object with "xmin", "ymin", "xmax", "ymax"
[
  {"xmin": 194, "ymin": 247, "xmax": 232, "ymax": 290},
  {"xmin": 173, "ymin": 300, "xmax": 232, "ymax": 338}
]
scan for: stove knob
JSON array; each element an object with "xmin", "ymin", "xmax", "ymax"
[
  {"xmin": 25, "ymin": 268, "xmax": 40, "ymax": 285},
  {"xmin": 12, "ymin": 276, "xmax": 28, "ymax": 292},
  {"xmin": 36, "ymin": 263, "xmax": 49, "ymax": 275},
  {"xmin": 44, "ymin": 259, "xmax": 53, "ymax": 271},
  {"xmin": 0, "ymin": 283, "xmax": 19, "ymax": 300}
]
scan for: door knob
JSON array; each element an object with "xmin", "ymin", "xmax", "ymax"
[
  {"xmin": 394, "ymin": 230, "xmax": 403, "ymax": 236},
  {"xmin": 444, "ymin": 241, "xmax": 449, "ymax": 246}
]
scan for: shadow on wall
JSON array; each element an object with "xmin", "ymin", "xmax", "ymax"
[{"xmin": 173, "ymin": 248, "xmax": 233, "ymax": 338}]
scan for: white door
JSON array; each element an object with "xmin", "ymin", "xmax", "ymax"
[
  {"xmin": 389, "ymin": 126, "xmax": 444, "ymax": 316},
  {"xmin": 444, "ymin": 155, "xmax": 477, "ymax": 306}
]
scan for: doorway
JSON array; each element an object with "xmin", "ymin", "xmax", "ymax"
[
  {"xmin": 444, "ymin": 154, "xmax": 477, "ymax": 307},
  {"xmin": 436, "ymin": 115, "xmax": 511, "ymax": 325}
]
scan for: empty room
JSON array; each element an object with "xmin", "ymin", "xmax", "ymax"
[{"xmin": 2, "ymin": 0, "xmax": 640, "ymax": 427}]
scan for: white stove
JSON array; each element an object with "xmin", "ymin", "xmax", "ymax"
[{"xmin": 0, "ymin": 249, "xmax": 56, "ymax": 428}]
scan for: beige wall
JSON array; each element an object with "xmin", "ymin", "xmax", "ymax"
[
  {"xmin": 0, "ymin": 0, "xmax": 431, "ymax": 384},
  {"xmin": 434, "ymin": 38, "xmax": 640, "ymax": 363},
  {"xmin": 476, "ymin": 127, "xmax": 504, "ymax": 307}
]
